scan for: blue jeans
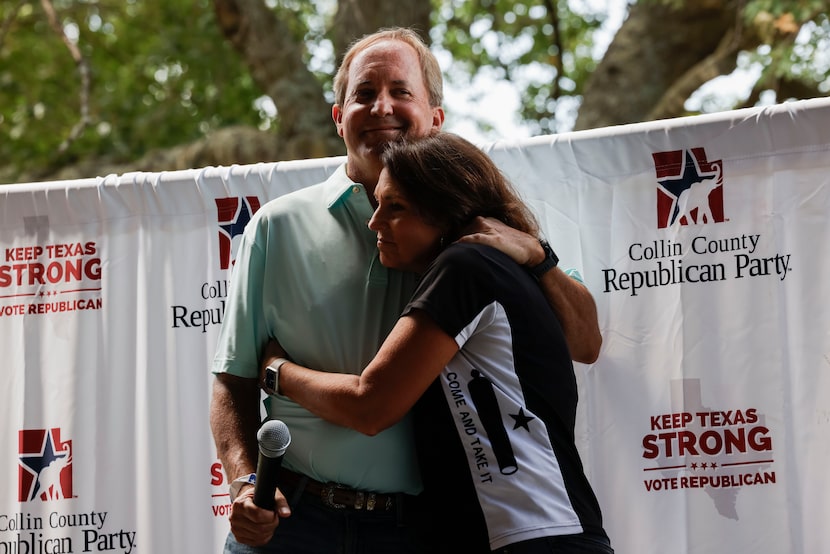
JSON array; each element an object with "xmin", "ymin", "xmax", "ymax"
[{"xmin": 223, "ymin": 488, "xmax": 430, "ymax": 554}]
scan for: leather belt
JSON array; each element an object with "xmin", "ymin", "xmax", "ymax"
[{"xmin": 279, "ymin": 467, "xmax": 398, "ymax": 511}]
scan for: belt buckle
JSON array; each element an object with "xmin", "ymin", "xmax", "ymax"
[{"xmin": 320, "ymin": 482, "xmax": 348, "ymax": 509}]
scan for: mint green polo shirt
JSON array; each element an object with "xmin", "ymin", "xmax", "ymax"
[{"xmin": 213, "ymin": 164, "xmax": 421, "ymax": 494}]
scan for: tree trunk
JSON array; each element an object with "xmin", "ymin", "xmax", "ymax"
[
  {"xmin": 212, "ymin": 0, "xmax": 344, "ymax": 160},
  {"xmin": 332, "ymin": 0, "xmax": 433, "ymax": 60},
  {"xmin": 575, "ymin": 0, "xmax": 745, "ymax": 130},
  {"xmin": 41, "ymin": 0, "xmax": 435, "ymax": 182}
]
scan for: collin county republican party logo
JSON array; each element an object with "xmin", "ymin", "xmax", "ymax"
[
  {"xmin": 652, "ymin": 147, "xmax": 725, "ymax": 229},
  {"xmin": 18, "ymin": 428, "xmax": 74, "ymax": 501},
  {"xmin": 215, "ymin": 196, "xmax": 261, "ymax": 269}
]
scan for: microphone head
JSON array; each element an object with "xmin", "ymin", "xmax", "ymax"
[{"xmin": 257, "ymin": 419, "xmax": 291, "ymax": 458}]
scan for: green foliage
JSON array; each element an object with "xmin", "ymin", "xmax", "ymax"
[
  {"xmin": 742, "ymin": 1, "xmax": 830, "ymax": 98},
  {"xmin": 1, "ymin": 0, "xmax": 828, "ymax": 182},
  {"xmin": 744, "ymin": 0, "xmax": 827, "ymax": 21},
  {"xmin": 431, "ymin": 0, "xmax": 605, "ymax": 135},
  {"xmin": 434, "ymin": 0, "xmax": 829, "ymax": 136},
  {"xmin": 0, "ymin": 0, "xmax": 264, "ymax": 179}
]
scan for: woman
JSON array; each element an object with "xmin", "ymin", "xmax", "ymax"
[{"xmin": 268, "ymin": 132, "xmax": 613, "ymax": 553}]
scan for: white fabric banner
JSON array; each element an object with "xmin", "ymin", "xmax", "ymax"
[{"xmin": 1, "ymin": 97, "xmax": 828, "ymax": 554}]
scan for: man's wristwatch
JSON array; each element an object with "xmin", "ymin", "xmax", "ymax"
[
  {"xmin": 529, "ymin": 239, "xmax": 559, "ymax": 280},
  {"xmin": 263, "ymin": 357, "xmax": 290, "ymax": 396}
]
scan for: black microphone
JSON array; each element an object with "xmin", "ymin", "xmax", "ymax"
[{"xmin": 252, "ymin": 419, "xmax": 291, "ymax": 510}]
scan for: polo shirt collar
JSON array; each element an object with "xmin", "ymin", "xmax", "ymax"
[
  {"xmin": 326, "ymin": 164, "xmax": 366, "ymax": 209},
  {"xmin": 323, "ymin": 164, "xmax": 389, "ymax": 286}
]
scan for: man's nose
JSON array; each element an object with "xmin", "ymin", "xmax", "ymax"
[{"xmin": 371, "ymin": 91, "xmax": 393, "ymax": 116}]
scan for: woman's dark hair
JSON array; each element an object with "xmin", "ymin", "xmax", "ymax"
[{"xmin": 380, "ymin": 132, "xmax": 540, "ymax": 241}]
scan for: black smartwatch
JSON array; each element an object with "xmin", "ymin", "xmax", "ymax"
[
  {"xmin": 529, "ymin": 239, "xmax": 559, "ymax": 280},
  {"xmin": 263, "ymin": 358, "xmax": 290, "ymax": 396}
]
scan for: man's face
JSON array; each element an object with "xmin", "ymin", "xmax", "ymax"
[{"xmin": 332, "ymin": 40, "xmax": 444, "ymax": 187}]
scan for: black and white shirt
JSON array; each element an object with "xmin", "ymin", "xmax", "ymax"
[{"xmin": 405, "ymin": 243, "xmax": 608, "ymax": 552}]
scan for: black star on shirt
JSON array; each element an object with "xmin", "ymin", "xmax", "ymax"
[{"xmin": 509, "ymin": 408, "xmax": 535, "ymax": 431}]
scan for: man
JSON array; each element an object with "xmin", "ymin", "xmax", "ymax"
[{"xmin": 210, "ymin": 27, "xmax": 601, "ymax": 553}]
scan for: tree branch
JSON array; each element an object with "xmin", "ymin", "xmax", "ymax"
[
  {"xmin": 41, "ymin": 0, "xmax": 91, "ymax": 154},
  {"xmin": 0, "ymin": 0, "xmax": 27, "ymax": 49},
  {"xmin": 212, "ymin": 0, "xmax": 341, "ymax": 159},
  {"xmin": 543, "ymin": 0, "xmax": 563, "ymax": 101},
  {"xmin": 647, "ymin": 26, "xmax": 745, "ymax": 121}
]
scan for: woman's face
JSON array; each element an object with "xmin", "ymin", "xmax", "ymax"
[{"xmin": 368, "ymin": 168, "xmax": 443, "ymax": 273}]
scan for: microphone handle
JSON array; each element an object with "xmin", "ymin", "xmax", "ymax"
[{"xmin": 252, "ymin": 452, "xmax": 284, "ymax": 510}]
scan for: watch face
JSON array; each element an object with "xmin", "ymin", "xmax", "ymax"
[{"xmin": 264, "ymin": 368, "xmax": 277, "ymax": 394}]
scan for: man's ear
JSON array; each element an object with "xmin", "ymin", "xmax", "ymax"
[
  {"xmin": 432, "ymin": 106, "xmax": 445, "ymax": 131},
  {"xmin": 332, "ymin": 105, "xmax": 344, "ymax": 137}
]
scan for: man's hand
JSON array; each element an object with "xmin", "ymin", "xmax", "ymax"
[
  {"xmin": 457, "ymin": 216, "xmax": 543, "ymax": 266},
  {"xmin": 227, "ymin": 485, "xmax": 291, "ymax": 546},
  {"xmin": 458, "ymin": 216, "xmax": 602, "ymax": 363}
]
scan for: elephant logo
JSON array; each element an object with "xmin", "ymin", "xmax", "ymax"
[
  {"xmin": 653, "ymin": 148, "xmax": 725, "ymax": 229},
  {"xmin": 18, "ymin": 428, "xmax": 74, "ymax": 501}
]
